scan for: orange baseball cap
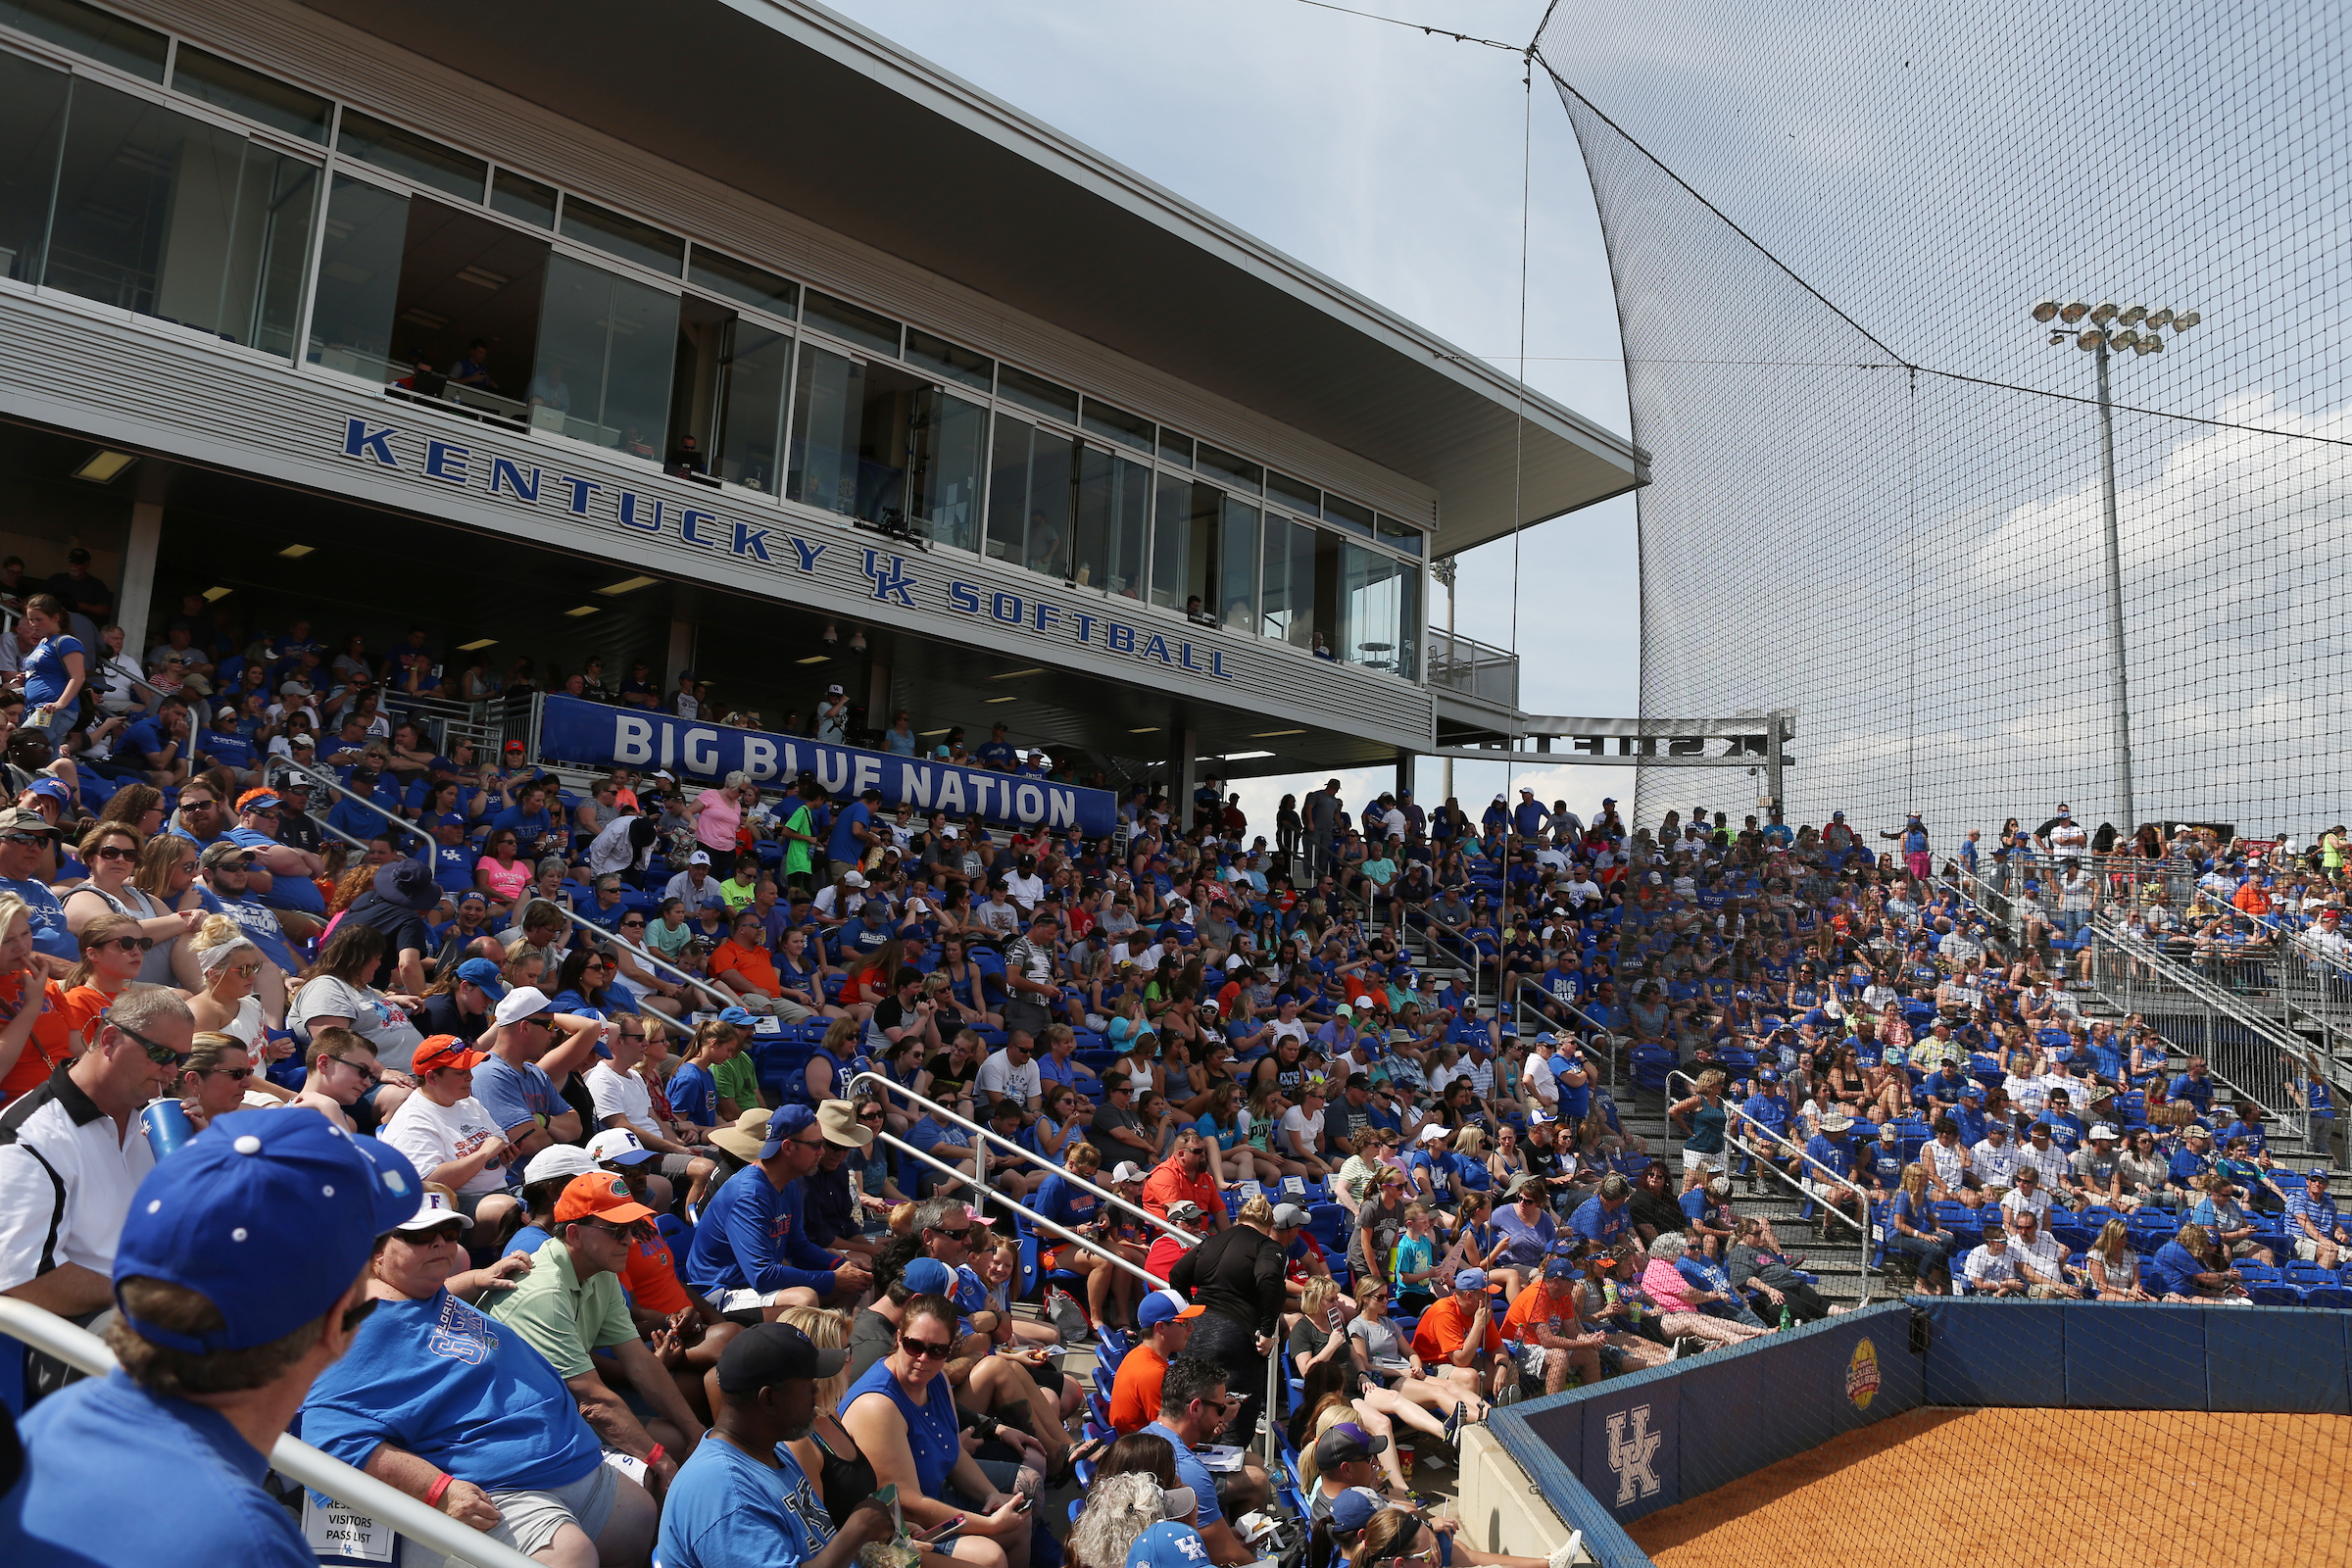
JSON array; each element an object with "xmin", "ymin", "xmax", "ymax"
[
  {"xmin": 412, "ymin": 1036, "xmax": 486, "ymax": 1073},
  {"xmin": 554, "ymin": 1172, "xmax": 658, "ymax": 1226}
]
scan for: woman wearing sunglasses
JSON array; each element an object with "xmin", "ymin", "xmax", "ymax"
[
  {"xmin": 843, "ymin": 1291, "xmax": 1031, "ymax": 1568},
  {"xmin": 180, "ymin": 915, "xmax": 267, "ymax": 1051},
  {"xmin": 173, "ymin": 1030, "xmax": 288, "ymax": 1129},
  {"xmin": 63, "ymin": 822, "xmax": 200, "ymax": 984},
  {"xmin": 0, "ymin": 892, "xmax": 58, "ymax": 1102},
  {"xmin": 19, "ymin": 910, "xmax": 151, "ymax": 1091}
]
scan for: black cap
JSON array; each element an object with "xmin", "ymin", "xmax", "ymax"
[{"xmin": 716, "ymin": 1322, "xmax": 847, "ymax": 1393}]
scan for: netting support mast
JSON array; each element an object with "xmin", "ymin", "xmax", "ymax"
[{"xmin": 2092, "ymin": 340, "xmax": 2136, "ymax": 831}]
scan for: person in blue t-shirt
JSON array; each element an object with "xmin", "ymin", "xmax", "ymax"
[
  {"xmin": 1567, "ymin": 1174, "xmax": 1632, "ymax": 1247},
  {"xmin": 659, "ymin": 1322, "xmax": 894, "ymax": 1568},
  {"xmin": 14, "ymin": 1113, "xmax": 420, "ymax": 1568},
  {"xmin": 827, "ymin": 789, "xmax": 878, "ymax": 881},
  {"xmin": 113, "ymin": 694, "xmax": 191, "ymax": 785},
  {"xmin": 17, "ymin": 595, "xmax": 87, "ymax": 742},
  {"xmin": 492, "ymin": 778, "xmax": 569, "ymax": 862},
  {"xmin": 2150, "ymin": 1225, "xmax": 2247, "ymax": 1300},
  {"xmin": 976, "ymin": 722, "xmax": 1017, "ymax": 769}
]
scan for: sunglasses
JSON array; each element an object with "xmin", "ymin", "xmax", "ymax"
[
  {"xmin": 98, "ymin": 935, "xmax": 156, "ymax": 954},
  {"xmin": 404, "ymin": 1222, "xmax": 466, "ymax": 1246},
  {"xmin": 89, "ymin": 844, "xmax": 135, "ymax": 861},
  {"xmin": 328, "ymin": 1054, "xmax": 380, "ymax": 1083},
  {"xmin": 899, "ymin": 1333, "xmax": 954, "ymax": 1360},
  {"xmin": 859, "ymin": 1111, "xmax": 886, "ymax": 1123},
  {"xmin": 115, "ymin": 1019, "xmax": 188, "ymax": 1066},
  {"xmin": 194, "ymin": 1064, "xmax": 253, "ymax": 1081},
  {"xmin": 619, "ymin": 918, "xmax": 646, "ymax": 928}
]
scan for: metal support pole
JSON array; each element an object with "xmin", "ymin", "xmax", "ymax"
[
  {"xmin": 2093, "ymin": 342, "xmax": 2136, "ymax": 831},
  {"xmin": 1765, "ymin": 709, "xmax": 1788, "ymax": 816}
]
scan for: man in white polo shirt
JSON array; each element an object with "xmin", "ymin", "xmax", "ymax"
[{"xmin": 0, "ymin": 989, "xmax": 194, "ymax": 1342}]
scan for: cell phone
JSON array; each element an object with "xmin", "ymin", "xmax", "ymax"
[
  {"xmin": 1009, "ymin": 1494, "xmax": 1033, "ymax": 1514},
  {"xmin": 915, "ymin": 1515, "xmax": 967, "ymax": 1544}
]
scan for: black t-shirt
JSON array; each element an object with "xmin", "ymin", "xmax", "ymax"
[
  {"xmin": 343, "ymin": 892, "xmax": 434, "ymax": 989},
  {"xmin": 277, "ymin": 808, "xmax": 325, "ymax": 855},
  {"xmin": 874, "ymin": 996, "xmax": 917, "ymax": 1037},
  {"xmin": 1522, "ymin": 1141, "xmax": 1566, "ymax": 1183},
  {"xmin": 415, "ymin": 990, "xmax": 487, "ymax": 1044}
]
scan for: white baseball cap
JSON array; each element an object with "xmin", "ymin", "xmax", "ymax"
[
  {"xmin": 689, "ymin": 850, "xmax": 711, "ymax": 865},
  {"xmin": 1110, "ymin": 1161, "xmax": 1146, "ymax": 1183},
  {"xmin": 493, "ymin": 986, "xmax": 556, "ymax": 1028},
  {"xmin": 392, "ymin": 1191, "xmax": 473, "ymax": 1233},
  {"xmin": 524, "ymin": 1144, "xmax": 598, "ymax": 1185},
  {"xmin": 586, "ymin": 1128, "xmax": 658, "ymax": 1165}
]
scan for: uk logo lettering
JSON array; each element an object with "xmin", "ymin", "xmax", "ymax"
[{"xmin": 1604, "ymin": 1404, "xmax": 1662, "ymax": 1505}]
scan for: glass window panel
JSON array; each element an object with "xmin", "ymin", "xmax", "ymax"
[
  {"xmin": 488, "ymin": 169, "xmax": 557, "ymax": 230},
  {"xmin": 803, "ymin": 289, "xmax": 899, "ymax": 358},
  {"xmin": 905, "ymin": 386, "xmax": 987, "ymax": 553},
  {"xmin": 1198, "ymin": 443, "xmax": 1262, "ymax": 494},
  {"xmin": 1157, "ymin": 428, "xmax": 1194, "ymax": 467},
  {"xmin": 1081, "ymin": 397, "xmax": 1152, "ymax": 455},
  {"xmin": 1324, "ymin": 494, "xmax": 1375, "ymax": 538},
  {"xmin": 171, "ymin": 46, "xmax": 328, "ymax": 142},
  {"xmin": 1072, "ymin": 446, "xmax": 1151, "ymax": 599},
  {"xmin": 1151, "ymin": 471, "xmax": 1191, "ymax": 611},
  {"xmin": 1259, "ymin": 514, "xmax": 1324, "ymax": 650},
  {"xmin": 905, "ymin": 326, "xmax": 991, "ymax": 393},
  {"xmin": 1376, "ymin": 514, "xmax": 1424, "ymax": 556},
  {"xmin": 42, "ymin": 77, "xmax": 318, "ymax": 357},
  {"xmin": 1338, "ymin": 543, "xmax": 1415, "ymax": 676},
  {"xmin": 786, "ymin": 340, "xmax": 864, "ymax": 514},
  {"xmin": 689, "ymin": 247, "xmax": 797, "ymax": 319},
  {"xmin": 532, "ymin": 251, "xmax": 677, "ymax": 451},
  {"xmin": 1267, "ymin": 470, "xmax": 1320, "ymax": 519},
  {"xmin": 0, "ymin": 0, "xmax": 163, "ymax": 79},
  {"xmin": 560, "ymin": 196, "xmax": 682, "ymax": 276},
  {"xmin": 1218, "ymin": 496, "xmax": 1258, "ymax": 631},
  {"xmin": 984, "ymin": 416, "xmax": 1075, "ymax": 575},
  {"xmin": 997, "ymin": 364, "xmax": 1079, "ymax": 425},
  {"xmin": 710, "ymin": 317, "xmax": 790, "ymax": 493},
  {"xmin": 307, "ymin": 172, "xmax": 407, "ymax": 379},
  {"xmin": 0, "ymin": 51, "xmax": 70, "ymax": 285},
  {"xmin": 337, "ymin": 111, "xmax": 485, "ymax": 203}
]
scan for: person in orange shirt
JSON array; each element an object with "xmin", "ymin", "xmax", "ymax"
[
  {"xmin": 1500, "ymin": 1256, "xmax": 1609, "ymax": 1395},
  {"xmin": 3, "ymin": 911, "xmax": 145, "ymax": 1102},
  {"xmin": 708, "ymin": 908, "xmax": 784, "ymax": 1011},
  {"xmin": 1141, "ymin": 1132, "xmax": 1227, "ymax": 1232},
  {"xmin": 1108, "ymin": 1287, "xmax": 1201, "ymax": 1434},
  {"xmin": 1409, "ymin": 1267, "xmax": 1511, "ymax": 1401}
]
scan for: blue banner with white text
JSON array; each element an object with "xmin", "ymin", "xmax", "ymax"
[{"xmin": 533, "ymin": 695, "xmax": 1116, "ymax": 836}]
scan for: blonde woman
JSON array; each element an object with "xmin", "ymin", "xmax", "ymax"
[
  {"xmin": 64, "ymin": 823, "xmax": 200, "ymax": 981},
  {"xmin": 1069, "ymin": 1473, "xmax": 1179, "ymax": 1568},
  {"xmin": 2086, "ymin": 1218, "xmax": 2152, "ymax": 1301},
  {"xmin": 181, "ymin": 914, "xmax": 267, "ymax": 1048}
]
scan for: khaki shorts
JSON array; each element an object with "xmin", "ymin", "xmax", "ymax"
[
  {"xmin": 2295, "ymin": 1236, "xmax": 2339, "ymax": 1262},
  {"xmin": 401, "ymin": 1462, "xmax": 617, "ymax": 1567}
]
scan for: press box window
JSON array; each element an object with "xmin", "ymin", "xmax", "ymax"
[
  {"xmin": 337, "ymin": 111, "xmax": 486, "ymax": 204},
  {"xmin": 0, "ymin": 0, "xmax": 165, "ymax": 80},
  {"xmin": 171, "ymin": 47, "xmax": 330, "ymax": 143}
]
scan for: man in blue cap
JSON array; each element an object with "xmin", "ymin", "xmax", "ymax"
[
  {"xmin": 688, "ymin": 1103, "xmax": 873, "ymax": 1320},
  {"xmin": 6, "ymin": 1110, "xmax": 420, "ymax": 1567}
]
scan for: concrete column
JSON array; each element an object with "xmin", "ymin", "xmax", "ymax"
[
  {"xmin": 665, "ymin": 616, "xmax": 696, "ymax": 692},
  {"xmin": 1396, "ymin": 754, "xmax": 1416, "ymax": 805},
  {"xmin": 1172, "ymin": 726, "xmax": 1198, "ymax": 826},
  {"xmin": 866, "ymin": 661, "xmax": 892, "ymax": 733},
  {"xmin": 118, "ymin": 502, "xmax": 163, "ymax": 648}
]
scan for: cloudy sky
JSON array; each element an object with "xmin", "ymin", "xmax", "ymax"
[{"xmin": 822, "ymin": 0, "xmax": 1661, "ymax": 829}]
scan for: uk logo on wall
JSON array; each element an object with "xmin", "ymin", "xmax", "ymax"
[{"xmin": 1603, "ymin": 1404, "xmax": 1662, "ymax": 1505}]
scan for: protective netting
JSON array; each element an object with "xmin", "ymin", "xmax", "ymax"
[{"xmin": 1535, "ymin": 1, "xmax": 2352, "ymax": 845}]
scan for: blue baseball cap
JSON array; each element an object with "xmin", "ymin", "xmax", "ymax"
[
  {"xmin": 758, "ymin": 1104, "xmax": 818, "ymax": 1159},
  {"xmin": 113, "ymin": 1111, "xmax": 418, "ymax": 1353},
  {"xmin": 1544, "ymin": 1255, "xmax": 1579, "ymax": 1280},
  {"xmin": 1759, "ymin": 1068, "xmax": 1781, "ymax": 1083},
  {"xmin": 1139, "ymin": 1288, "xmax": 1206, "ymax": 1329},
  {"xmin": 719, "ymin": 1006, "xmax": 760, "ymax": 1028},
  {"xmin": 1326, "ymin": 1488, "xmax": 1388, "ymax": 1536},
  {"xmin": 454, "ymin": 956, "xmax": 507, "ymax": 1003},
  {"xmin": 1453, "ymin": 1267, "xmax": 1500, "ymax": 1294},
  {"xmin": 1127, "ymin": 1521, "xmax": 1210, "ymax": 1568},
  {"xmin": 238, "ymin": 791, "xmax": 283, "ymax": 812},
  {"xmin": 24, "ymin": 778, "xmax": 69, "ymax": 805},
  {"xmin": 902, "ymin": 1257, "xmax": 957, "ymax": 1296}
]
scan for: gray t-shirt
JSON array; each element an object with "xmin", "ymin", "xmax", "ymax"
[
  {"xmin": 1348, "ymin": 1194, "xmax": 1408, "ymax": 1278},
  {"xmin": 2072, "ymin": 1148, "xmax": 2123, "ymax": 1190},
  {"xmin": 847, "ymin": 1307, "xmax": 898, "ymax": 1384},
  {"xmin": 1348, "ymin": 1313, "xmax": 1405, "ymax": 1367}
]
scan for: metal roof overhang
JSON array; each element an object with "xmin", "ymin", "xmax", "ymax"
[{"xmin": 287, "ymin": 0, "xmax": 1647, "ymax": 552}]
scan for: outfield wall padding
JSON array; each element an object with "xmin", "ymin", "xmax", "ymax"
[{"xmin": 1486, "ymin": 1301, "xmax": 2352, "ymax": 1568}]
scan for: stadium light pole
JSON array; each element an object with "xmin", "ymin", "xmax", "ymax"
[{"xmin": 2029, "ymin": 298, "xmax": 2201, "ymax": 832}]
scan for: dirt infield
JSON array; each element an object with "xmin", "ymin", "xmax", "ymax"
[{"xmin": 1627, "ymin": 1406, "xmax": 2352, "ymax": 1567}]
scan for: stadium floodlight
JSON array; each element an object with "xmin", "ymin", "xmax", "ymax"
[
  {"xmin": 2032, "ymin": 299, "xmax": 2061, "ymax": 321},
  {"xmin": 2141, "ymin": 333, "xmax": 2164, "ymax": 352},
  {"xmin": 2119, "ymin": 304, "xmax": 2147, "ymax": 324},
  {"xmin": 2091, "ymin": 301, "xmax": 2119, "ymax": 322},
  {"xmin": 2175, "ymin": 311, "xmax": 2200, "ymax": 329},
  {"xmin": 2060, "ymin": 301, "xmax": 2091, "ymax": 322},
  {"xmin": 2077, "ymin": 329, "xmax": 2105, "ymax": 350},
  {"xmin": 2111, "ymin": 328, "xmax": 2140, "ymax": 349},
  {"xmin": 2146, "ymin": 308, "xmax": 2175, "ymax": 328}
]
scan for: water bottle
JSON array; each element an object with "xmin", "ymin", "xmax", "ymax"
[
  {"xmin": 1779, "ymin": 1301, "xmax": 1794, "ymax": 1332},
  {"xmin": 140, "ymin": 1099, "xmax": 195, "ymax": 1160}
]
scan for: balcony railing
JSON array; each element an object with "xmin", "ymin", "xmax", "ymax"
[{"xmin": 1426, "ymin": 628, "xmax": 1520, "ymax": 710}]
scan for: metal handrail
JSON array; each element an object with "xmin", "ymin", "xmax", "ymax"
[
  {"xmin": 867, "ymin": 1124, "xmax": 1170, "ymax": 1295},
  {"xmin": 0, "ymin": 1297, "xmax": 538, "ymax": 1568},
  {"xmin": 276, "ymin": 760, "xmax": 432, "ymax": 851},
  {"xmin": 551, "ymin": 903, "xmax": 738, "ymax": 1015},
  {"xmin": 1666, "ymin": 1067, "xmax": 1871, "ymax": 1233},
  {"xmin": 2082, "ymin": 919, "xmax": 2304, "ymax": 1132},
  {"xmin": 851, "ymin": 1070, "xmax": 1199, "ymax": 1247}
]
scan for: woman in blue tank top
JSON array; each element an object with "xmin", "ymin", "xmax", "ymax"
[{"xmin": 840, "ymin": 1297, "xmax": 1029, "ymax": 1557}]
